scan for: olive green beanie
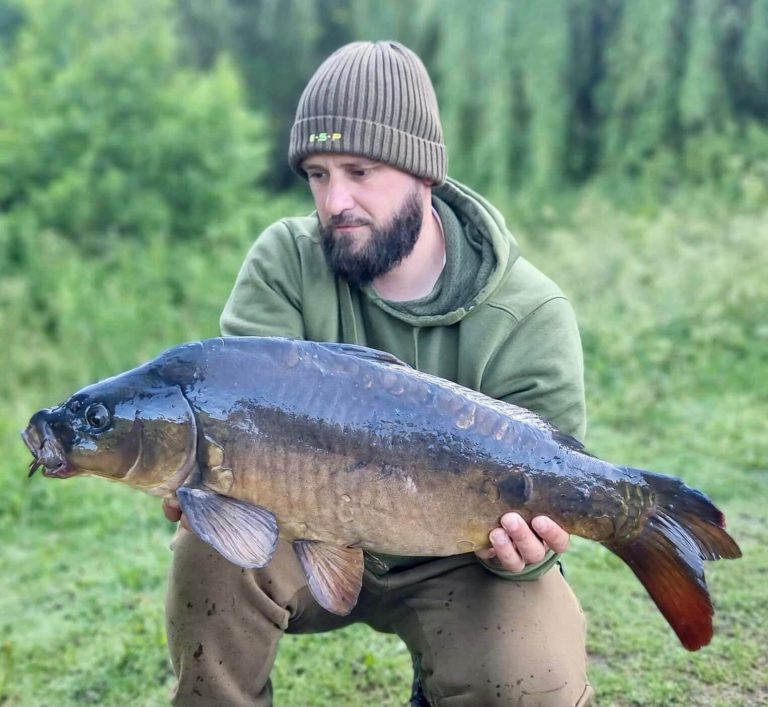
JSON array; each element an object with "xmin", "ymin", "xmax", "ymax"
[{"xmin": 288, "ymin": 41, "xmax": 447, "ymax": 185}]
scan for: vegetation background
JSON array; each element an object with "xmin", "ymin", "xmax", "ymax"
[{"xmin": 1, "ymin": 0, "xmax": 766, "ymax": 704}]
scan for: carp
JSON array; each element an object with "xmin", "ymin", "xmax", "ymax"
[{"xmin": 22, "ymin": 336, "xmax": 741, "ymax": 650}]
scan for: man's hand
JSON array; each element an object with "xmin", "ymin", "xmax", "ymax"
[
  {"xmin": 163, "ymin": 497, "xmax": 191, "ymax": 532},
  {"xmin": 475, "ymin": 513, "xmax": 570, "ymax": 572}
]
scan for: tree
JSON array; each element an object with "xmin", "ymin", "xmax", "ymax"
[{"xmin": 0, "ymin": 0, "xmax": 267, "ymax": 244}]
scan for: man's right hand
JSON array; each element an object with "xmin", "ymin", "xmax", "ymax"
[{"xmin": 163, "ymin": 497, "xmax": 191, "ymax": 531}]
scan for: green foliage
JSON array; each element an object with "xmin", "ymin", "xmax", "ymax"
[
  {"xmin": 176, "ymin": 0, "xmax": 768, "ymax": 203},
  {"xmin": 0, "ymin": 0, "xmax": 23, "ymax": 53},
  {"xmin": 600, "ymin": 1, "xmax": 688, "ymax": 168},
  {"xmin": 177, "ymin": 0, "xmax": 356, "ymax": 189},
  {"xmin": 679, "ymin": 0, "xmax": 730, "ymax": 131},
  {"xmin": 0, "ymin": 0, "xmax": 267, "ymax": 247},
  {"xmin": 741, "ymin": 0, "xmax": 768, "ymax": 116}
]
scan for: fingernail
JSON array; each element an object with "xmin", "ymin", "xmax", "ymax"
[
  {"xmin": 533, "ymin": 517, "xmax": 550, "ymax": 533},
  {"xmin": 505, "ymin": 513, "xmax": 520, "ymax": 531},
  {"xmin": 491, "ymin": 529, "xmax": 508, "ymax": 545}
]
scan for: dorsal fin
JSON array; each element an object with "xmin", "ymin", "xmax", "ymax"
[
  {"xmin": 316, "ymin": 342, "xmax": 410, "ymax": 368},
  {"xmin": 551, "ymin": 429, "xmax": 589, "ymax": 454}
]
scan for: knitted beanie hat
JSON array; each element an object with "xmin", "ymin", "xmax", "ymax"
[{"xmin": 288, "ymin": 41, "xmax": 447, "ymax": 185}]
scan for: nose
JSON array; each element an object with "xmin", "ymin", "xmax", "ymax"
[
  {"xmin": 29, "ymin": 408, "xmax": 54, "ymax": 428},
  {"xmin": 324, "ymin": 174, "xmax": 355, "ymax": 217}
]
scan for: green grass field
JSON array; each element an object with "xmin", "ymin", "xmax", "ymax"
[{"xmin": 1, "ymin": 194, "xmax": 766, "ymax": 706}]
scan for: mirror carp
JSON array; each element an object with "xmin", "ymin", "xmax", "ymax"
[{"xmin": 22, "ymin": 336, "xmax": 741, "ymax": 650}]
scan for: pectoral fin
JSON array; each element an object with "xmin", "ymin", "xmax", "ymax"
[
  {"xmin": 176, "ymin": 486, "xmax": 278, "ymax": 569},
  {"xmin": 293, "ymin": 541, "xmax": 364, "ymax": 615}
]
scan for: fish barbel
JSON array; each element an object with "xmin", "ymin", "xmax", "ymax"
[{"xmin": 21, "ymin": 336, "xmax": 741, "ymax": 650}]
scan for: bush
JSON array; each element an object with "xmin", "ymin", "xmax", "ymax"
[{"xmin": 0, "ymin": 0, "xmax": 267, "ymax": 249}]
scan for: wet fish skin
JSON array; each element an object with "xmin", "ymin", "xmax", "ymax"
[{"xmin": 22, "ymin": 336, "xmax": 741, "ymax": 650}]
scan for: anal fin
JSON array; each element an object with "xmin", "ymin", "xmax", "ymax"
[
  {"xmin": 293, "ymin": 541, "xmax": 364, "ymax": 615},
  {"xmin": 177, "ymin": 486, "xmax": 278, "ymax": 569}
]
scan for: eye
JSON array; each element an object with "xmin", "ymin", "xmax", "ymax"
[{"xmin": 84, "ymin": 403, "xmax": 111, "ymax": 432}]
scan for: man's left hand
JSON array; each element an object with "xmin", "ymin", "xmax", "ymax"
[{"xmin": 474, "ymin": 513, "xmax": 570, "ymax": 572}]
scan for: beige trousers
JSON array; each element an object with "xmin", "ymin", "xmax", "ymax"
[{"xmin": 166, "ymin": 530, "xmax": 594, "ymax": 706}]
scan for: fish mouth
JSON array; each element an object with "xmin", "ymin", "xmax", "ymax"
[{"xmin": 21, "ymin": 422, "xmax": 78, "ymax": 479}]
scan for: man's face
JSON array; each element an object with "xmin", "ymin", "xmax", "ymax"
[{"xmin": 301, "ymin": 154, "xmax": 429, "ymax": 287}]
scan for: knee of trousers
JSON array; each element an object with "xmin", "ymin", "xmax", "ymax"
[
  {"xmin": 422, "ymin": 652, "xmax": 592, "ymax": 707},
  {"xmin": 468, "ymin": 679, "xmax": 593, "ymax": 707},
  {"xmin": 166, "ymin": 531, "xmax": 312, "ymax": 706},
  {"xmin": 408, "ymin": 569, "xmax": 592, "ymax": 706},
  {"xmin": 166, "ymin": 530, "xmax": 308, "ymax": 631}
]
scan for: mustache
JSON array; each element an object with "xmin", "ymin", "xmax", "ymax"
[{"xmin": 328, "ymin": 214, "xmax": 371, "ymax": 228}]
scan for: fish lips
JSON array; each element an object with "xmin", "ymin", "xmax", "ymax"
[{"xmin": 21, "ymin": 418, "xmax": 78, "ymax": 479}]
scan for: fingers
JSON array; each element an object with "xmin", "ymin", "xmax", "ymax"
[
  {"xmin": 489, "ymin": 524, "xmax": 526, "ymax": 572},
  {"xmin": 162, "ymin": 498, "xmax": 192, "ymax": 532},
  {"xmin": 163, "ymin": 497, "xmax": 182, "ymax": 522},
  {"xmin": 474, "ymin": 545, "xmax": 496, "ymax": 561},
  {"xmin": 532, "ymin": 515, "xmax": 571, "ymax": 553},
  {"xmin": 478, "ymin": 513, "xmax": 571, "ymax": 573},
  {"xmin": 500, "ymin": 512, "xmax": 547, "ymax": 565}
]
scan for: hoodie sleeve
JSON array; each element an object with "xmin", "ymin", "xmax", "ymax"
[{"xmin": 220, "ymin": 221, "xmax": 307, "ymax": 338}]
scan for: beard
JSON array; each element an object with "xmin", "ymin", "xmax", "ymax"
[{"xmin": 319, "ymin": 187, "xmax": 423, "ymax": 288}]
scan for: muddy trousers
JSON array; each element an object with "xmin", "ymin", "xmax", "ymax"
[{"xmin": 166, "ymin": 530, "xmax": 594, "ymax": 706}]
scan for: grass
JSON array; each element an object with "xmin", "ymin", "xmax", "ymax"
[{"xmin": 1, "ymin": 192, "xmax": 766, "ymax": 705}]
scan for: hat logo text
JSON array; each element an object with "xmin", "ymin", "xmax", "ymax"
[{"xmin": 309, "ymin": 132, "xmax": 342, "ymax": 144}]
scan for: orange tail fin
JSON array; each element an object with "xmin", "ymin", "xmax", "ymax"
[{"xmin": 606, "ymin": 470, "xmax": 741, "ymax": 651}]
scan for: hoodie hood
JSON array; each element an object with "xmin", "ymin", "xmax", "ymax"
[{"xmin": 361, "ymin": 177, "xmax": 520, "ymax": 327}]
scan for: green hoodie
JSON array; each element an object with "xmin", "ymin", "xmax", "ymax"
[{"xmin": 220, "ymin": 177, "xmax": 585, "ymax": 580}]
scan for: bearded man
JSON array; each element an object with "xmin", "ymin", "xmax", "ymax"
[{"xmin": 164, "ymin": 40, "xmax": 594, "ymax": 707}]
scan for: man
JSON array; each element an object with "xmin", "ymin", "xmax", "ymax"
[{"xmin": 164, "ymin": 41, "xmax": 594, "ymax": 706}]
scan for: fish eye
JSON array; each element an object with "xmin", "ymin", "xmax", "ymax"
[{"xmin": 84, "ymin": 403, "xmax": 111, "ymax": 432}]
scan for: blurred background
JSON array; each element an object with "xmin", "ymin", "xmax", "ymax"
[{"xmin": 1, "ymin": 1, "xmax": 766, "ymax": 705}]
